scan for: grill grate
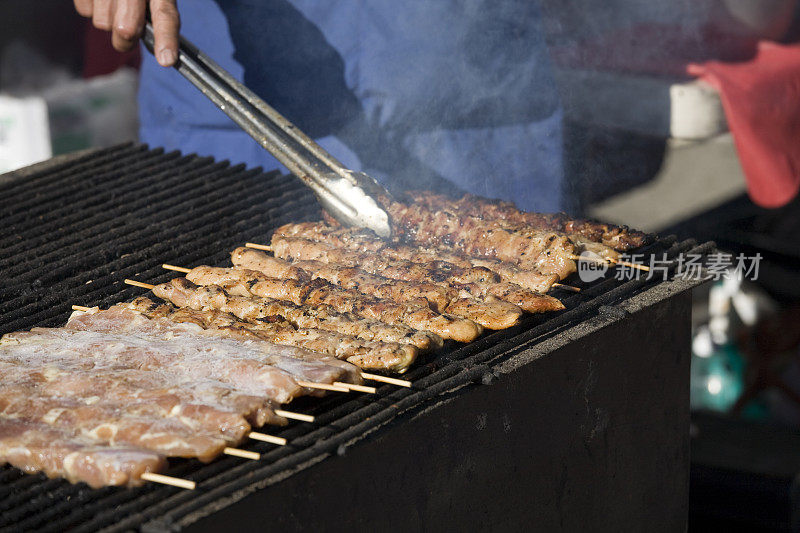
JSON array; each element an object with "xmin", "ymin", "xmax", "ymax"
[{"xmin": 0, "ymin": 144, "xmax": 710, "ymax": 532}]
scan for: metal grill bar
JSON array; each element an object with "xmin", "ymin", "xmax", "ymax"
[{"xmin": 0, "ymin": 144, "xmax": 701, "ymax": 532}]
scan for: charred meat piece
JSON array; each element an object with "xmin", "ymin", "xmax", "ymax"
[
  {"xmin": 272, "ymin": 222, "xmax": 560, "ymax": 294},
  {"xmin": 232, "ymin": 246, "xmax": 456, "ymax": 312}
]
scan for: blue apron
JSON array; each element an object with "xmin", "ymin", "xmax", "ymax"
[{"xmin": 138, "ymin": 0, "xmax": 563, "ymax": 212}]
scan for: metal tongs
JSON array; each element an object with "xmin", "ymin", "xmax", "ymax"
[{"xmin": 142, "ymin": 24, "xmax": 392, "ymax": 237}]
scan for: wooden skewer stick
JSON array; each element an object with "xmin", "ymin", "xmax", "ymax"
[
  {"xmin": 141, "ymin": 472, "xmax": 196, "ymax": 490},
  {"xmin": 245, "ymin": 242, "xmax": 272, "ymax": 252},
  {"xmin": 248, "ymin": 432, "xmax": 287, "ymax": 446},
  {"xmin": 333, "ymin": 382, "xmax": 377, "ymax": 394},
  {"xmin": 71, "ymin": 305, "xmax": 94, "ymax": 312},
  {"xmin": 125, "ymin": 279, "xmax": 156, "ymax": 290},
  {"xmin": 613, "ymin": 259, "xmax": 651, "ymax": 272},
  {"xmin": 275, "ymin": 409, "xmax": 315, "ymax": 423},
  {"xmin": 568, "ymin": 254, "xmax": 650, "ymax": 273},
  {"xmin": 568, "ymin": 254, "xmax": 605, "ymax": 265},
  {"xmin": 361, "ymin": 372, "xmax": 412, "ymax": 388},
  {"xmin": 296, "ymin": 380, "xmax": 349, "ymax": 393},
  {"xmin": 223, "ymin": 447, "xmax": 260, "ymax": 460},
  {"xmin": 163, "ymin": 264, "xmax": 192, "ymax": 273},
  {"xmin": 552, "ymin": 283, "xmax": 580, "ymax": 293}
]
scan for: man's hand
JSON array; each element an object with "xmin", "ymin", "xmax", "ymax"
[{"xmin": 74, "ymin": 0, "xmax": 180, "ymax": 67}]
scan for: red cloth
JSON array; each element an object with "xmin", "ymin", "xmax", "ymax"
[{"xmin": 688, "ymin": 42, "xmax": 800, "ymax": 208}]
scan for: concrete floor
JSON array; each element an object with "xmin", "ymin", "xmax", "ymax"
[{"xmin": 588, "ymin": 133, "xmax": 747, "ymax": 232}]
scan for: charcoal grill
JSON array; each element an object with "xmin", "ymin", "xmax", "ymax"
[{"xmin": 0, "ymin": 143, "xmax": 712, "ymax": 532}]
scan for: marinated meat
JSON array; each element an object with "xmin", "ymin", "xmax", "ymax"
[
  {"xmin": 153, "ymin": 278, "xmax": 443, "ymax": 354},
  {"xmin": 123, "ymin": 297, "xmax": 418, "ymax": 373},
  {"xmin": 0, "ymin": 418, "xmax": 166, "ymax": 488},
  {"xmin": 185, "ymin": 266, "xmax": 486, "ymax": 340}
]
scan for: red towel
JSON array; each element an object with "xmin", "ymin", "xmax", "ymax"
[{"xmin": 688, "ymin": 42, "xmax": 800, "ymax": 208}]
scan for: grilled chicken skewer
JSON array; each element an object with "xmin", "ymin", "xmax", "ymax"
[
  {"xmin": 152, "ymin": 277, "xmax": 441, "ymax": 358},
  {"xmin": 232, "ymin": 250, "xmax": 457, "ymax": 312},
  {"xmin": 195, "ymin": 259, "xmax": 523, "ymax": 330},
  {"xmin": 376, "ymin": 204, "xmax": 646, "ymax": 270},
  {"xmin": 0, "ymin": 418, "xmax": 167, "ymax": 488},
  {"xmin": 270, "ymin": 222, "xmax": 561, "ymax": 293},
  {"xmin": 0, "ymin": 383, "xmax": 231, "ymax": 462},
  {"xmin": 265, "ymin": 238, "xmax": 565, "ymax": 315},
  {"xmin": 65, "ymin": 305, "xmax": 362, "ymax": 387},
  {"xmin": 177, "ymin": 266, "xmax": 484, "ymax": 341},
  {"xmin": 72, "ymin": 302, "xmax": 410, "ymax": 388},
  {"xmin": 5, "ymin": 327, "xmax": 314, "ymax": 406},
  {"xmin": 405, "ymin": 191, "xmax": 651, "ymax": 251},
  {"xmin": 381, "ymin": 201, "xmax": 578, "ymax": 279},
  {"xmin": 1, "ymin": 355, "xmax": 280, "ymax": 432},
  {"xmin": 229, "ymin": 248, "xmax": 559, "ymax": 319},
  {"xmin": 123, "ymin": 296, "xmax": 418, "ymax": 373},
  {"xmin": 384, "ymin": 199, "xmax": 638, "ymax": 267}
]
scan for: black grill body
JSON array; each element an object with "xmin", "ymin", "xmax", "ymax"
[{"xmin": 0, "ymin": 144, "xmax": 709, "ymax": 532}]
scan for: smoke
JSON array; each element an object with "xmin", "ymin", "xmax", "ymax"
[
  {"xmin": 215, "ymin": 0, "xmax": 565, "ymax": 208},
  {"xmin": 202, "ymin": 1, "xmax": 791, "ymax": 213}
]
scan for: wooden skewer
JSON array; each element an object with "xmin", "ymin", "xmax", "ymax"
[
  {"xmin": 361, "ymin": 372, "xmax": 412, "ymax": 388},
  {"xmin": 296, "ymin": 380, "xmax": 349, "ymax": 393},
  {"xmin": 141, "ymin": 472, "xmax": 196, "ymax": 490},
  {"xmin": 275, "ymin": 409, "xmax": 315, "ymax": 423},
  {"xmin": 163, "ymin": 264, "xmax": 191, "ymax": 273},
  {"xmin": 248, "ymin": 432, "xmax": 287, "ymax": 446},
  {"xmin": 568, "ymin": 254, "xmax": 650, "ymax": 273},
  {"xmin": 613, "ymin": 259, "xmax": 651, "ymax": 272},
  {"xmin": 333, "ymin": 382, "xmax": 377, "ymax": 394},
  {"xmin": 223, "ymin": 447, "xmax": 260, "ymax": 460},
  {"xmin": 71, "ymin": 305, "xmax": 94, "ymax": 312},
  {"xmin": 552, "ymin": 283, "xmax": 580, "ymax": 292},
  {"xmin": 125, "ymin": 279, "xmax": 156, "ymax": 290},
  {"xmin": 568, "ymin": 254, "xmax": 605, "ymax": 265},
  {"xmin": 245, "ymin": 242, "xmax": 272, "ymax": 252}
]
